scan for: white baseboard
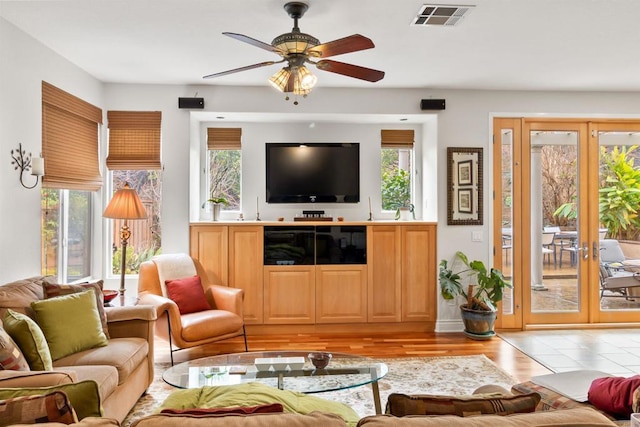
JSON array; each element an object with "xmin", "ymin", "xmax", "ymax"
[{"xmin": 435, "ymin": 319, "xmax": 465, "ymax": 333}]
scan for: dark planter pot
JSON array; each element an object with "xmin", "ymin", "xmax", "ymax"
[{"xmin": 460, "ymin": 304, "xmax": 497, "ymax": 340}]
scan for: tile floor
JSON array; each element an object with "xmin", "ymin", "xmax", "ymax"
[{"xmin": 499, "ymin": 329, "xmax": 640, "ymax": 377}]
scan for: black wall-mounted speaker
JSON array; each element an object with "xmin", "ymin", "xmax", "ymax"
[
  {"xmin": 420, "ymin": 99, "xmax": 446, "ymax": 110},
  {"xmin": 178, "ymin": 97, "xmax": 204, "ymax": 109}
]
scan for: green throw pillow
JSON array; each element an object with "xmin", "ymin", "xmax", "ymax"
[
  {"xmin": 0, "ymin": 380, "xmax": 103, "ymax": 420},
  {"xmin": 2, "ymin": 309, "xmax": 52, "ymax": 371},
  {"xmin": 31, "ymin": 290, "xmax": 108, "ymax": 361},
  {"xmin": 158, "ymin": 382, "xmax": 360, "ymax": 427}
]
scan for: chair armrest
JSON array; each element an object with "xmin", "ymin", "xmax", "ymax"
[
  {"xmin": 0, "ymin": 370, "xmax": 75, "ymax": 388},
  {"xmin": 138, "ymin": 291, "xmax": 183, "ymax": 330},
  {"xmin": 104, "ymin": 305, "xmax": 156, "ymax": 342},
  {"xmin": 207, "ymin": 285, "xmax": 244, "ymax": 317},
  {"xmin": 104, "ymin": 305, "xmax": 156, "ymax": 323}
]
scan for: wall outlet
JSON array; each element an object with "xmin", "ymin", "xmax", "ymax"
[{"xmin": 471, "ymin": 231, "xmax": 483, "ymax": 242}]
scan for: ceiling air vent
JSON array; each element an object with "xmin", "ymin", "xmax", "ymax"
[{"xmin": 412, "ymin": 4, "xmax": 474, "ymax": 26}]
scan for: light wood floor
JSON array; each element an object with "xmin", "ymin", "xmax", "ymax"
[{"xmin": 154, "ymin": 332, "xmax": 553, "ymax": 382}]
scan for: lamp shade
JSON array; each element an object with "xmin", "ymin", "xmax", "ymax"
[
  {"xmin": 269, "ymin": 68, "xmax": 292, "ymax": 92},
  {"xmin": 103, "ymin": 182, "xmax": 147, "ymax": 219}
]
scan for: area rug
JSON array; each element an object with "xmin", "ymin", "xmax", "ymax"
[{"xmin": 122, "ymin": 354, "xmax": 518, "ymax": 426}]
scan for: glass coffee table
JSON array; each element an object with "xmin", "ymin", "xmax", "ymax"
[{"xmin": 163, "ymin": 350, "xmax": 388, "ymax": 414}]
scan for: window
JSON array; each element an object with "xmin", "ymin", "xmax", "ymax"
[
  {"xmin": 41, "ymin": 82, "xmax": 103, "ymax": 282},
  {"xmin": 109, "ymin": 171, "xmax": 162, "ymax": 274},
  {"xmin": 381, "ymin": 129, "xmax": 414, "ymax": 210},
  {"xmin": 42, "ymin": 189, "xmax": 92, "ymax": 282},
  {"xmin": 207, "ymin": 128, "xmax": 242, "ymax": 211},
  {"xmin": 106, "ymin": 111, "xmax": 162, "ymax": 275}
]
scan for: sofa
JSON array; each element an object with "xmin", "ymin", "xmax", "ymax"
[
  {"xmin": 0, "ymin": 276, "xmax": 156, "ymax": 423},
  {"xmin": 4, "ymin": 406, "xmax": 620, "ymax": 426}
]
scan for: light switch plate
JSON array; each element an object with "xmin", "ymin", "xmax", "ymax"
[{"xmin": 472, "ymin": 231, "xmax": 483, "ymax": 242}]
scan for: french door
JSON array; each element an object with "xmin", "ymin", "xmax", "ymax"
[{"xmin": 494, "ymin": 118, "xmax": 640, "ymax": 328}]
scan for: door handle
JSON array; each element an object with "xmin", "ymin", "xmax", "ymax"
[
  {"xmin": 593, "ymin": 241, "xmax": 599, "ymax": 260},
  {"xmin": 577, "ymin": 242, "xmax": 589, "ymax": 260}
]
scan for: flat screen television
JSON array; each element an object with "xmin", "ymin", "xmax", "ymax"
[{"xmin": 266, "ymin": 143, "xmax": 360, "ymax": 203}]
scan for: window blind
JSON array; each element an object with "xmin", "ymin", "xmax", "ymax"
[
  {"xmin": 42, "ymin": 81, "xmax": 103, "ymax": 191},
  {"xmin": 106, "ymin": 111, "xmax": 162, "ymax": 170},
  {"xmin": 207, "ymin": 128, "xmax": 242, "ymax": 150},
  {"xmin": 381, "ymin": 129, "xmax": 415, "ymax": 148}
]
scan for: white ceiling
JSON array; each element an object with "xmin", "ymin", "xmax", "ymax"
[{"xmin": 2, "ymin": 0, "xmax": 640, "ymax": 92}]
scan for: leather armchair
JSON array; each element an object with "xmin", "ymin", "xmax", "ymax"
[{"xmin": 138, "ymin": 254, "xmax": 247, "ymax": 364}]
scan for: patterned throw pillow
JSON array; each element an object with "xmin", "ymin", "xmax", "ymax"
[
  {"xmin": 0, "ymin": 391, "xmax": 77, "ymax": 425},
  {"xmin": 2, "ymin": 309, "xmax": 53, "ymax": 371},
  {"xmin": 165, "ymin": 275, "xmax": 211, "ymax": 314},
  {"xmin": 385, "ymin": 391, "xmax": 541, "ymax": 417},
  {"xmin": 0, "ymin": 326, "xmax": 30, "ymax": 371},
  {"xmin": 43, "ymin": 280, "xmax": 110, "ymax": 338}
]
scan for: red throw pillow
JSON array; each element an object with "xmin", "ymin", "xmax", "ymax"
[
  {"xmin": 165, "ymin": 275, "xmax": 211, "ymax": 314},
  {"xmin": 588, "ymin": 375, "xmax": 640, "ymax": 418},
  {"xmin": 160, "ymin": 403, "xmax": 284, "ymax": 416}
]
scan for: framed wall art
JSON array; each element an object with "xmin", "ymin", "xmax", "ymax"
[{"xmin": 447, "ymin": 147, "xmax": 483, "ymax": 225}]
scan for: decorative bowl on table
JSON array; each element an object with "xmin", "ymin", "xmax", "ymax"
[
  {"xmin": 103, "ymin": 290, "xmax": 118, "ymax": 304},
  {"xmin": 308, "ymin": 352, "xmax": 332, "ymax": 369}
]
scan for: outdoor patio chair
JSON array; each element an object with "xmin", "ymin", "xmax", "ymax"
[
  {"xmin": 541, "ymin": 231, "xmax": 556, "ymax": 268},
  {"xmin": 599, "ymin": 239, "xmax": 640, "ymax": 300}
]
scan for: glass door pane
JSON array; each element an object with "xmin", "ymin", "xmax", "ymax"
[
  {"xmin": 597, "ymin": 128, "xmax": 640, "ymax": 313},
  {"xmin": 530, "ymin": 131, "xmax": 580, "ymax": 312}
]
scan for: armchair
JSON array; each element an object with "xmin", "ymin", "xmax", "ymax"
[{"xmin": 138, "ymin": 254, "xmax": 247, "ymax": 365}]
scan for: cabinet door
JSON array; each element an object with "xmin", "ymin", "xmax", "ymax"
[
  {"xmin": 264, "ymin": 266, "xmax": 315, "ymax": 324},
  {"xmin": 401, "ymin": 225, "xmax": 437, "ymax": 321},
  {"xmin": 367, "ymin": 226, "xmax": 402, "ymax": 322},
  {"xmin": 189, "ymin": 225, "xmax": 228, "ymax": 285},
  {"xmin": 316, "ymin": 265, "xmax": 367, "ymax": 323},
  {"xmin": 229, "ymin": 226, "xmax": 264, "ymax": 324}
]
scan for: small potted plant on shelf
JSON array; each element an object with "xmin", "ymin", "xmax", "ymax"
[
  {"xmin": 202, "ymin": 197, "xmax": 228, "ymax": 221},
  {"xmin": 438, "ymin": 251, "xmax": 512, "ymax": 340}
]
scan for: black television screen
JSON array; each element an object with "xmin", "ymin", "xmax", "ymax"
[{"xmin": 266, "ymin": 143, "xmax": 360, "ymax": 203}]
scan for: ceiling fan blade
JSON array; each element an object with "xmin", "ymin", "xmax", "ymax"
[
  {"xmin": 223, "ymin": 32, "xmax": 283, "ymax": 54},
  {"xmin": 308, "ymin": 34, "xmax": 375, "ymax": 58},
  {"xmin": 315, "ymin": 59, "xmax": 385, "ymax": 82},
  {"xmin": 203, "ymin": 61, "xmax": 280, "ymax": 79}
]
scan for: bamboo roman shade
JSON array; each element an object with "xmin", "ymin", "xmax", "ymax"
[
  {"xmin": 207, "ymin": 128, "xmax": 242, "ymax": 150},
  {"xmin": 107, "ymin": 111, "xmax": 162, "ymax": 170},
  {"xmin": 381, "ymin": 129, "xmax": 415, "ymax": 148},
  {"xmin": 42, "ymin": 81, "xmax": 103, "ymax": 191}
]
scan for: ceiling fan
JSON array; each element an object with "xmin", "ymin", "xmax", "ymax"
[{"xmin": 203, "ymin": 1, "xmax": 385, "ymax": 103}]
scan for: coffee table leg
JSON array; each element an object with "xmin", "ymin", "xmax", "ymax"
[
  {"xmin": 277, "ymin": 372, "xmax": 284, "ymax": 390},
  {"xmin": 369, "ymin": 367, "xmax": 382, "ymax": 414},
  {"xmin": 371, "ymin": 380, "xmax": 382, "ymax": 414}
]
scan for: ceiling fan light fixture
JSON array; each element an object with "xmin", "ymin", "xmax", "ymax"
[
  {"xmin": 272, "ymin": 32, "xmax": 319, "ymax": 54},
  {"xmin": 297, "ymin": 66, "xmax": 317, "ymax": 89},
  {"xmin": 269, "ymin": 67, "xmax": 291, "ymax": 92}
]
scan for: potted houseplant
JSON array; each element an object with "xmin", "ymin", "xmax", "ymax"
[
  {"xmin": 202, "ymin": 197, "xmax": 228, "ymax": 221},
  {"xmin": 439, "ymin": 251, "xmax": 512, "ymax": 339}
]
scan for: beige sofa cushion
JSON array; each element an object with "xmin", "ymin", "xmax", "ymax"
[
  {"xmin": 132, "ymin": 411, "xmax": 348, "ymax": 427},
  {"xmin": 53, "ymin": 337, "xmax": 148, "ymax": 385},
  {"xmin": 55, "ymin": 365, "xmax": 118, "ymax": 403},
  {"xmin": 0, "ymin": 277, "xmax": 45, "ymax": 319},
  {"xmin": 356, "ymin": 407, "xmax": 618, "ymax": 426}
]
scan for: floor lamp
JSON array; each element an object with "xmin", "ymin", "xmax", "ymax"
[{"xmin": 103, "ymin": 182, "xmax": 147, "ymax": 295}]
